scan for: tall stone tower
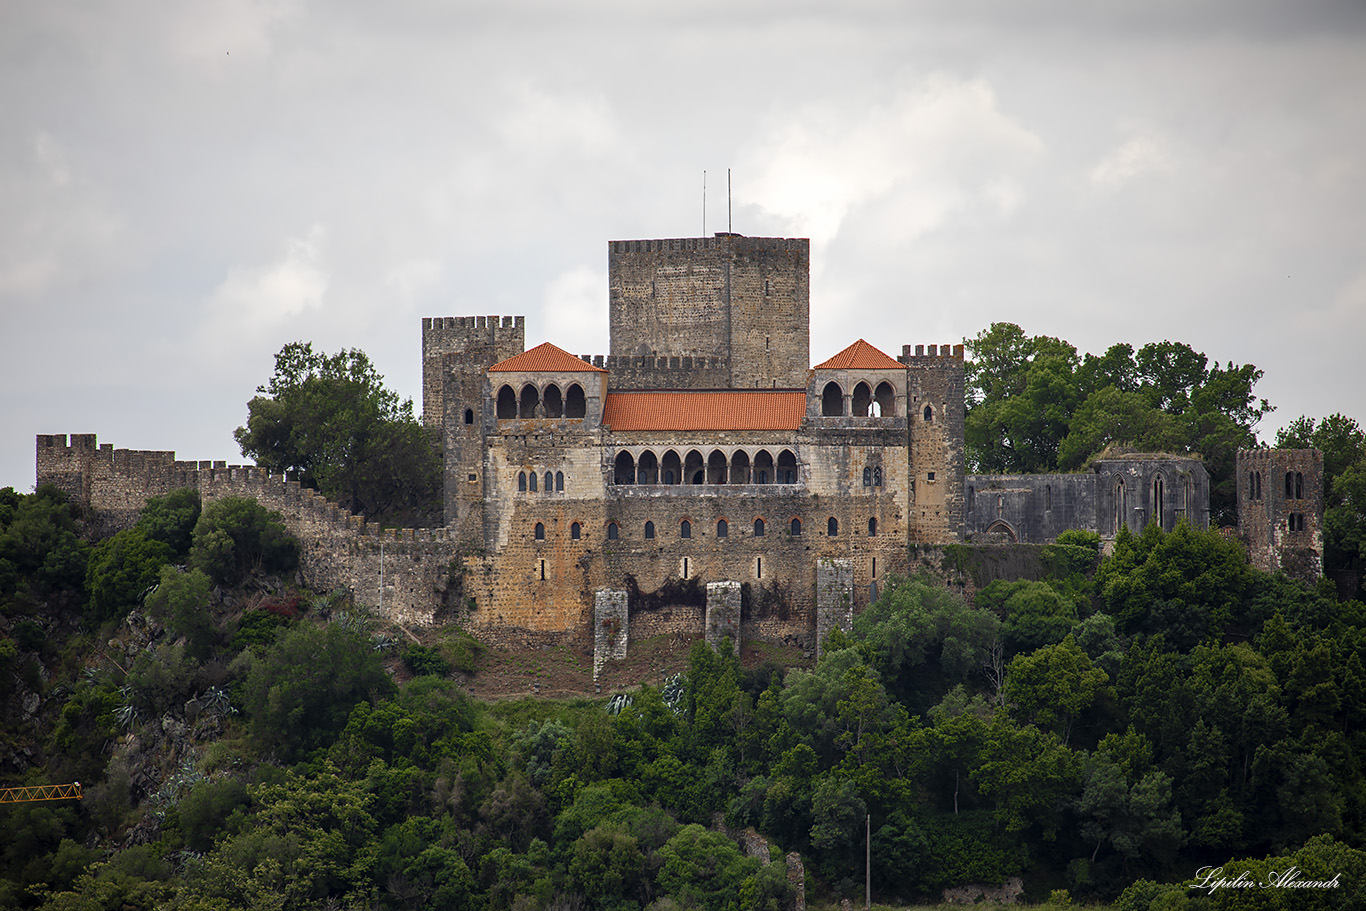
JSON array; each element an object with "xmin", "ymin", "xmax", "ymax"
[
  {"xmin": 1237, "ymin": 448, "xmax": 1324, "ymax": 583},
  {"xmin": 422, "ymin": 316, "xmax": 525, "ymax": 542},
  {"xmin": 901, "ymin": 344, "xmax": 967, "ymax": 544},
  {"xmin": 607, "ymin": 235, "xmax": 810, "ymax": 389}
]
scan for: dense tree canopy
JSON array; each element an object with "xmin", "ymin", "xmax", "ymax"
[
  {"xmin": 235, "ymin": 342, "xmax": 441, "ymax": 525},
  {"xmin": 964, "ymin": 323, "xmax": 1272, "ymax": 525}
]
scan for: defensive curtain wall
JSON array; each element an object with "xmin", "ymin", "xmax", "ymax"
[{"xmin": 34, "ymin": 433, "xmax": 858, "ymax": 674}]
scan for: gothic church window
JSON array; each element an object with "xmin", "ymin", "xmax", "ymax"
[
  {"xmin": 873, "ymin": 466, "xmax": 882, "ymax": 487},
  {"xmin": 529, "ymin": 473, "xmax": 538, "ymax": 492},
  {"xmin": 518, "ymin": 472, "xmax": 527, "ymax": 492},
  {"xmin": 544, "ymin": 472, "xmax": 553, "ymax": 492},
  {"xmin": 556, "ymin": 471, "xmax": 564, "ymax": 491},
  {"xmin": 863, "ymin": 467, "xmax": 872, "ymax": 487},
  {"xmin": 923, "ymin": 405, "xmax": 934, "ymax": 422}
]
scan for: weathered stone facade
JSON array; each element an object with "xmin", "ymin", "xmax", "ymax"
[
  {"xmin": 40, "ymin": 231, "xmax": 1313, "ymax": 666},
  {"xmin": 1237, "ymin": 448, "xmax": 1324, "ymax": 582},
  {"xmin": 964, "ymin": 454, "xmax": 1211, "ymax": 544}
]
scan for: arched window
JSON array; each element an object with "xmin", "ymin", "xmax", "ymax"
[
  {"xmin": 519, "ymin": 384, "xmax": 539, "ymax": 418},
  {"xmin": 565, "ymin": 384, "xmax": 586, "ymax": 418},
  {"xmin": 528, "ymin": 472, "xmax": 538, "ymax": 492},
  {"xmin": 754, "ymin": 518, "xmax": 765, "ymax": 537},
  {"xmin": 790, "ymin": 517, "xmax": 802, "ymax": 536},
  {"xmin": 1153, "ymin": 476, "xmax": 1164, "ymax": 528},
  {"xmin": 828, "ymin": 517, "xmax": 839, "ymax": 536},
  {"xmin": 717, "ymin": 519, "xmax": 728, "ymax": 538},
  {"xmin": 1286, "ymin": 471, "xmax": 1294, "ymax": 498},
  {"xmin": 1115, "ymin": 478, "xmax": 1126, "ymax": 535},
  {"xmin": 872, "ymin": 466, "xmax": 882, "ymax": 487},
  {"xmin": 1045, "ymin": 485, "xmax": 1052, "ymax": 512},
  {"xmin": 863, "ymin": 467, "xmax": 872, "ymax": 487},
  {"xmin": 518, "ymin": 471, "xmax": 527, "ymax": 492},
  {"xmin": 730, "ymin": 450, "xmax": 751, "ymax": 484},
  {"xmin": 661, "ymin": 450, "xmax": 681, "ymax": 485},
  {"xmin": 868, "ymin": 517, "xmax": 877, "ymax": 536},
  {"xmin": 614, "ymin": 450, "xmax": 636, "ymax": 485},
  {"xmin": 680, "ymin": 519, "xmax": 691, "ymax": 539},
  {"xmin": 571, "ymin": 521, "xmax": 581, "ymax": 540},
  {"xmin": 541, "ymin": 472, "xmax": 551, "ymax": 493},
  {"xmin": 464, "ymin": 408, "xmax": 474, "ymax": 425},
  {"xmin": 852, "ymin": 382, "xmax": 872, "ymax": 417},
  {"xmin": 555, "ymin": 471, "xmax": 564, "ymax": 491},
  {"xmin": 534, "ymin": 522, "xmax": 545, "ymax": 540},
  {"xmin": 496, "ymin": 385, "xmax": 517, "ymax": 419},
  {"xmin": 777, "ymin": 450, "xmax": 797, "ymax": 484},
  {"xmin": 874, "ymin": 381, "xmax": 895, "ymax": 417},
  {"xmin": 607, "ymin": 522, "xmax": 619, "ymax": 541},
  {"xmin": 645, "ymin": 521, "xmax": 655, "ymax": 539},
  {"xmin": 542, "ymin": 384, "xmax": 563, "ymax": 418},
  {"xmin": 1255, "ymin": 472, "xmax": 1262, "ymax": 500},
  {"xmin": 923, "ymin": 404, "xmax": 933, "ymax": 422},
  {"xmin": 707, "ymin": 450, "xmax": 728, "ymax": 484},
  {"xmin": 821, "ymin": 381, "xmax": 844, "ymax": 416},
  {"xmin": 754, "ymin": 450, "xmax": 773, "ymax": 485},
  {"xmin": 1295, "ymin": 472, "xmax": 1304, "ymax": 499},
  {"xmin": 684, "ymin": 450, "xmax": 705, "ymax": 485}
]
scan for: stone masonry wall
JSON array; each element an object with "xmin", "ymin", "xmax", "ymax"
[
  {"xmin": 815, "ymin": 558, "xmax": 853, "ymax": 658},
  {"xmin": 902, "ymin": 345, "xmax": 966, "ymax": 544},
  {"xmin": 36, "ymin": 434, "xmax": 459, "ymax": 628},
  {"xmin": 1237, "ymin": 448, "xmax": 1324, "ymax": 581},
  {"xmin": 705, "ymin": 581, "xmax": 742, "ymax": 655},
  {"xmin": 593, "ymin": 589, "xmax": 629, "ymax": 678}
]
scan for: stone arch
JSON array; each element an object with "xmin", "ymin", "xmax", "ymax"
[
  {"xmin": 730, "ymin": 450, "xmax": 751, "ymax": 484},
  {"xmin": 754, "ymin": 517, "xmax": 766, "ymax": 537},
  {"xmin": 868, "ymin": 517, "xmax": 877, "ymax": 536},
  {"xmin": 661, "ymin": 449, "xmax": 681, "ymax": 485},
  {"xmin": 822, "ymin": 381, "xmax": 844, "ymax": 416},
  {"xmin": 717, "ymin": 519, "xmax": 729, "ymax": 538},
  {"xmin": 874, "ymin": 381, "xmax": 896, "ymax": 417},
  {"xmin": 613, "ymin": 450, "xmax": 636, "ymax": 485},
  {"xmin": 1152, "ymin": 472, "xmax": 1166, "ymax": 529},
  {"xmin": 528, "ymin": 472, "xmax": 538, "ymax": 492},
  {"xmin": 828, "ymin": 516, "xmax": 839, "ymax": 536},
  {"xmin": 607, "ymin": 522, "xmax": 619, "ymax": 541},
  {"xmin": 984, "ymin": 519, "xmax": 1017, "ymax": 543},
  {"xmin": 707, "ymin": 450, "xmax": 728, "ymax": 485},
  {"xmin": 542, "ymin": 384, "xmax": 563, "ymax": 418},
  {"xmin": 519, "ymin": 384, "xmax": 539, "ymax": 418},
  {"xmin": 851, "ymin": 382, "xmax": 872, "ymax": 417},
  {"xmin": 1114, "ymin": 477, "xmax": 1126, "ymax": 535},
  {"xmin": 496, "ymin": 385, "xmax": 517, "ymax": 419},
  {"xmin": 644, "ymin": 520, "xmax": 655, "ymax": 539},
  {"xmin": 684, "ymin": 450, "xmax": 705, "ymax": 485},
  {"xmin": 637, "ymin": 450, "xmax": 659, "ymax": 484},
  {"xmin": 517, "ymin": 471, "xmax": 526, "ymax": 492},
  {"xmin": 680, "ymin": 518, "xmax": 692, "ymax": 539},
  {"xmin": 534, "ymin": 522, "xmax": 545, "ymax": 541},
  {"xmin": 555, "ymin": 471, "xmax": 564, "ymax": 492},
  {"xmin": 923, "ymin": 404, "xmax": 934, "ymax": 423},
  {"xmin": 544, "ymin": 472, "xmax": 553, "ymax": 493},
  {"xmin": 464, "ymin": 408, "xmax": 474, "ymax": 425},
  {"xmin": 571, "ymin": 521, "xmax": 581, "ymax": 540},
  {"xmin": 777, "ymin": 449, "xmax": 797, "ymax": 484},
  {"xmin": 565, "ymin": 383, "xmax": 586, "ymax": 418},
  {"xmin": 790, "ymin": 517, "xmax": 803, "ymax": 536},
  {"xmin": 754, "ymin": 450, "xmax": 774, "ymax": 484}
]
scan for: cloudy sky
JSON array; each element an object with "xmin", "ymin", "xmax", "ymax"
[{"xmin": 3, "ymin": 1, "xmax": 1364, "ymax": 490}]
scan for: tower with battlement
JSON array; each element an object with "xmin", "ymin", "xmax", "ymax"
[
  {"xmin": 901, "ymin": 345, "xmax": 967, "ymax": 543},
  {"xmin": 608, "ymin": 236, "xmax": 809, "ymax": 389},
  {"xmin": 1238, "ymin": 448, "xmax": 1324, "ymax": 582}
]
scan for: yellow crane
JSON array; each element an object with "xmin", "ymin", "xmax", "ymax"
[{"xmin": 0, "ymin": 782, "xmax": 82, "ymax": 804}]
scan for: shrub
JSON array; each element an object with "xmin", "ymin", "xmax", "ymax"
[
  {"xmin": 85, "ymin": 527, "xmax": 173, "ymax": 625},
  {"xmin": 403, "ymin": 643, "xmax": 452, "ymax": 678},
  {"xmin": 190, "ymin": 497, "xmax": 299, "ymax": 585},
  {"xmin": 136, "ymin": 488, "xmax": 201, "ymax": 557}
]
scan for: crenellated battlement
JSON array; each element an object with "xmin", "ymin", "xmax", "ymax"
[
  {"xmin": 608, "ymin": 236, "xmax": 807, "ymax": 255},
  {"xmin": 581, "ymin": 353, "xmax": 733, "ymax": 390},
  {"xmin": 898, "ymin": 343, "xmax": 966, "ymax": 364}
]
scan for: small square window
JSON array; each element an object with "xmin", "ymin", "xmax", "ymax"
[
  {"xmin": 927, "ymin": 472, "xmax": 936, "ymax": 481},
  {"xmin": 468, "ymin": 474, "xmax": 477, "ymax": 482}
]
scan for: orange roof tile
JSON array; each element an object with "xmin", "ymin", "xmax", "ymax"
[
  {"xmin": 603, "ymin": 390, "xmax": 806, "ymax": 431},
  {"xmin": 813, "ymin": 339, "xmax": 905, "ymax": 371},
  {"xmin": 489, "ymin": 342, "xmax": 607, "ymax": 373}
]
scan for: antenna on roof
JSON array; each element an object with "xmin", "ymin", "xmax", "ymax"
[
  {"xmin": 702, "ymin": 170, "xmax": 706, "ymax": 236},
  {"xmin": 728, "ymin": 168, "xmax": 732, "ymax": 234}
]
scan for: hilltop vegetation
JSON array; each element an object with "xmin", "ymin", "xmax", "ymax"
[{"xmin": 3, "ymin": 483, "xmax": 1366, "ymax": 911}]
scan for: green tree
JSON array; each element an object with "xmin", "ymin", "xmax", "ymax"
[
  {"xmin": 242, "ymin": 620, "xmax": 394, "ymax": 760},
  {"xmin": 235, "ymin": 341, "xmax": 441, "ymax": 525},
  {"xmin": 1004, "ymin": 635, "xmax": 1109, "ymax": 746},
  {"xmin": 656, "ymin": 824, "xmax": 758, "ymax": 911},
  {"xmin": 143, "ymin": 565, "xmax": 216, "ymax": 658},
  {"xmin": 190, "ymin": 496, "xmax": 298, "ymax": 586},
  {"xmin": 84, "ymin": 527, "xmax": 173, "ymax": 626},
  {"xmin": 135, "ymin": 488, "xmax": 201, "ymax": 557}
]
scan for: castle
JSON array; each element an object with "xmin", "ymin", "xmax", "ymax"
[{"xmin": 35, "ymin": 233, "xmax": 1324, "ymax": 665}]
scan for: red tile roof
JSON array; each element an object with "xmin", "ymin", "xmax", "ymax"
[
  {"xmin": 489, "ymin": 342, "xmax": 607, "ymax": 373},
  {"xmin": 813, "ymin": 339, "xmax": 905, "ymax": 370},
  {"xmin": 603, "ymin": 390, "xmax": 806, "ymax": 431}
]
